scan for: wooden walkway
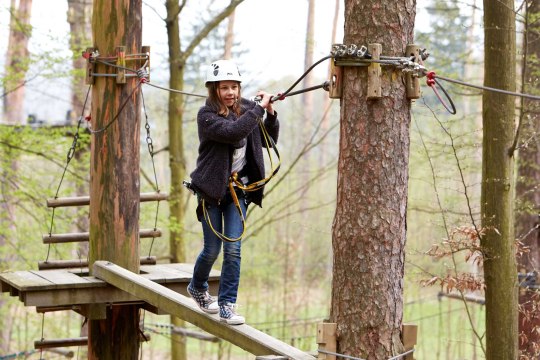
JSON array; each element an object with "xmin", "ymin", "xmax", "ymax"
[
  {"xmin": 0, "ymin": 263, "xmax": 219, "ymax": 309},
  {"xmin": 93, "ymin": 261, "xmax": 315, "ymax": 360}
]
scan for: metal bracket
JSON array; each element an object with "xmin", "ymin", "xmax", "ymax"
[{"xmin": 82, "ymin": 46, "xmax": 151, "ymax": 84}]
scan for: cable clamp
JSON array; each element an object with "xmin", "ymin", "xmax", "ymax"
[
  {"xmin": 137, "ymin": 67, "xmax": 149, "ymax": 83},
  {"xmin": 426, "ymin": 71, "xmax": 436, "ymax": 86}
]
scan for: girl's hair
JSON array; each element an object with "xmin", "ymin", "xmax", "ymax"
[{"xmin": 206, "ymin": 81, "xmax": 242, "ymax": 117}]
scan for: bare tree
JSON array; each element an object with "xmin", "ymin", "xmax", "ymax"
[{"xmin": 481, "ymin": 0, "xmax": 518, "ymax": 358}]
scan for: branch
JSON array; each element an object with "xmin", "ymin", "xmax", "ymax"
[{"xmin": 181, "ymin": 0, "xmax": 245, "ymax": 62}]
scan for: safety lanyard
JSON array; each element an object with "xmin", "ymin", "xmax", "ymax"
[{"xmin": 203, "ymin": 117, "xmax": 281, "ymax": 242}]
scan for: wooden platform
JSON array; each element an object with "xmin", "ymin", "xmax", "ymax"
[{"xmin": 0, "ymin": 263, "xmax": 219, "ymax": 309}]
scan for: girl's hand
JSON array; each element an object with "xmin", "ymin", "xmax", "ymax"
[{"xmin": 256, "ymin": 91, "xmax": 275, "ymax": 115}]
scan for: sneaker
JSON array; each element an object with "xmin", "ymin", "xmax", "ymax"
[
  {"xmin": 219, "ymin": 303, "xmax": 245, "ymax": 325},
  {"xmin": 187, "ymin": 284, "xmax": 218, "ymax": 314}
]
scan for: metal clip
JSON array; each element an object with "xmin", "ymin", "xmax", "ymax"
[{"xmin": 356, "ymin": 45, "xmax": 368, "ymax": 58}]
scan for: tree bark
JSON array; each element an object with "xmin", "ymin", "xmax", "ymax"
[
  {"xmin": 516, "ymin": 1, "xmax": 540, "ymax": 357},
  {"xmin": 223, "ymin": 11, "xmax": 235, "ymax": 59},
  {"xmin": 331, "ymin": 1, "xmax": 415, "ymax": 358},
  {"xmin": 88, "ymin": 1, "xmax": 142, "ymax": 359},
  {"xmin": 67, "ymin": 0, "xmax": 93, "ymax": 124},
  {"xmin": 3, "ymin": 0, "xmax": 32, "ymax": 124},
  {"xmin": 0, "ymin": 0, "xmax": 32, "ymax": 352},
  {"xmin": 482, "ymin": 0, "xmax": 518, "ymax": 359}
]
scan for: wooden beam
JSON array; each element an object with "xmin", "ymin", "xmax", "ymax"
[
  {"xmin": 367, "ymin": 43, "xmax": 382, "ymax": 100},
  {"xmin": 35, "ymin": 333, "xmax": 151, "ymax": 350},
  {"xmin": 35, "ymin": 337, "xmax": 88, "ymax": 349},
  {"xmin": 43, "ymin": 228, "xmax": 162, "ymax": 244},
  {"xmin": 38, "ymin": 256, "xmax": 156, "ymax": 270},
  {"xmin": 93, "ymin": 261, "xmax": 315, "ymax": 360},
  {"xmin": 317, "ymin": 323, "xmax": 336, "ymax": 360},
  {"xmin": 404, "ymin": 44, "xmax": 421, "ymax": 99},
  {"xmin": 402, "ymin": 323, "xmax": 418, "ymax": 360},
  {"xmin": 46, "ymin": 192, "xmax": 168, "ymax": 208}
]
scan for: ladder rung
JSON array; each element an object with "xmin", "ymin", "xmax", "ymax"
[
  {"xmin": 43, "ymin": 228, "xmax": 162, "ymax": 244},
  {"xmin": 35, "ymin": 333, "xmax": 151, "ymax": 349},
  {"xmin": 46, "ymin": 192, "xmax": 168, "ymax": 208},
  {"xmin": 35, "ymin": 337, "xmax": 88, "ymax": 349},
  {"xmin": 37, "ymin": 256, "xmax": 156, "ymax": 270}
]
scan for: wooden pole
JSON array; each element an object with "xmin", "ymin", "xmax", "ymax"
[
  {"xmin": 317, "ymin": 323, "xmax": 336, "ymax": 360},
  {"xmin": 88, "ymin": 1, "xmax": 142, "ymax": 359}
]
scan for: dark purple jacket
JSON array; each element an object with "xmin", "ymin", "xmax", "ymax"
[{"xmin": 190, "ymin": 98, "xmax": 280, "ymax": 207}]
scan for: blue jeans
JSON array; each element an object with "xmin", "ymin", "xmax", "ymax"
[{"xmin": 190, "ymin": 194, "xmax": 248, "ymax": 305}]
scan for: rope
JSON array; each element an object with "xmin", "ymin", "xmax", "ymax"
[
  {"xmin": 96, "ymin": 58, "xmax": 206, "ymax": 98},
  {"xmin": 45, "ymin": 85, "xmax": 91, "ymax": 262},
  {"xmin": 426, "ymin": 72, "xmax": 457, "ymax": 115},
  {"xmin": 0, "ymin": 351, "xmax": 37, "ymax": 360},
  {"xmin": 87, "ymin": 82, "xmax": 141, "ymax": 134},
  {"xmin": 140, "ymin": 87, "xmax": 162, "ymax": 257},
  {"xmin": 434, "ymin": 72, "xmax": 540, "ymax": 101}
]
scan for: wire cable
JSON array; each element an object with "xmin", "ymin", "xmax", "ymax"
[{"xmin": 435, "ymin": 73, "xmax": 540, "ymax": 101}]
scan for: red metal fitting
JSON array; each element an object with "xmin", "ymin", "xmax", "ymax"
[{"xmin": 426, "ymin": 71, "xmax": 436, "ymax": 86}]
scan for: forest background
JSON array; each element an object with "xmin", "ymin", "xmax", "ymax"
[{"xmin": 0, "ymin": 0, "xmax": 532, "ymax": 359}]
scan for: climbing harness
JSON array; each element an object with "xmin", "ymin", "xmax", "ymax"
[{"xmin": 200, "ymin": 104, "xmax": 282, "ymax": 243}]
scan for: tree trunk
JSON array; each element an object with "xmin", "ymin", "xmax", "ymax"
[
  {"xmin": 1, "ymin": 0, "xmax": 32, "ymax": 352},
  {"xmin": 482, "ymin": 0, "xmax": 518, "ymax": 359},
  {"xmin": 165, "ymin": 1, "xmax": 188, "ymax": 358},
  {"xmin": 223, "ymin": 11, "xmax": 235, "ymax": 59},
  {"xmin": 67, "ymin": 0, "xmax": 93, "ymax": 124},
  {"xmin": 88, "ymin": 1, "xmax": 142, "ymax": 359},
  {"xmin": 330, "ymin": 1, "xmax": 415, "ymax": 358},
  {"xmin": 516, "ymin": 1, "xmax": 540, "ymax": 357},
  {"xmin": 3, "ymin": 0, "xmax": 32, "ymax": 124}
]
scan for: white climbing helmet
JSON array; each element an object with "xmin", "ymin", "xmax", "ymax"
[{"xmin": 205, "ymin": 59, "xmax": 242, "ymax": 83}]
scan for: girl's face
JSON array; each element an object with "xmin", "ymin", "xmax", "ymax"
[{"xmin": 218, "ymin": 81, "xmax": 240, "ymax": 107}]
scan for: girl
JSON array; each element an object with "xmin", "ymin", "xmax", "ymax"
[{"xmin": 187, "ymin": 59, "xmax": 279, "ymax": 325}]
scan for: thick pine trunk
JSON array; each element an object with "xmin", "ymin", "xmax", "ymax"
[
  {"xmin": 516, "ymin": 1, "xmax": 540, "ymax": 357},
  {"xmin": 482, "ymin": 0, "xmax": 518, "ymax": 359},
  {"xmin": 331, "ymin": 1, "xmax": 415, "ymax": 358},
  {"xmin": 88, "ymin": 1, "xmax": 142, "ymax": 359}
]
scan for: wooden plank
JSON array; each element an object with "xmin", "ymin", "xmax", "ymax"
[
  {"xmin": 93, "ymin": 261, "xmax": 315, "ymax": 360},
  {"xmin": 38, "ymin": 256, "xmax": 156, "ymax": 270},
  {"xmin": 0, "ymin": 271, "xmax": 55, "ymax": 291},
  {"xmin": 317, "ymin": 323, "xmax": 336, "ymax": 360},
  {"xmin": 47, "ymin": 192, "xmax": 168, "ymax": 208},
  {"xmin": 405, "ymin": 44, "xmax": 421, "ymax": 99},
  {"xmin": 402, "ymin": 323, "xmax": 418, "ymax": 360},
  {"xmin": 23, "ymin": 285, "xmax": 137, "ymax": 307},
  {"xmin": 367, "ymin": 43, "xmax": 382, "ymax": 100}
]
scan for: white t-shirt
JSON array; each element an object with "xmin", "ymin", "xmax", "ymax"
[{"xmin": 231, "ymin": 143, "xmax": 248, "ymax": 183}]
